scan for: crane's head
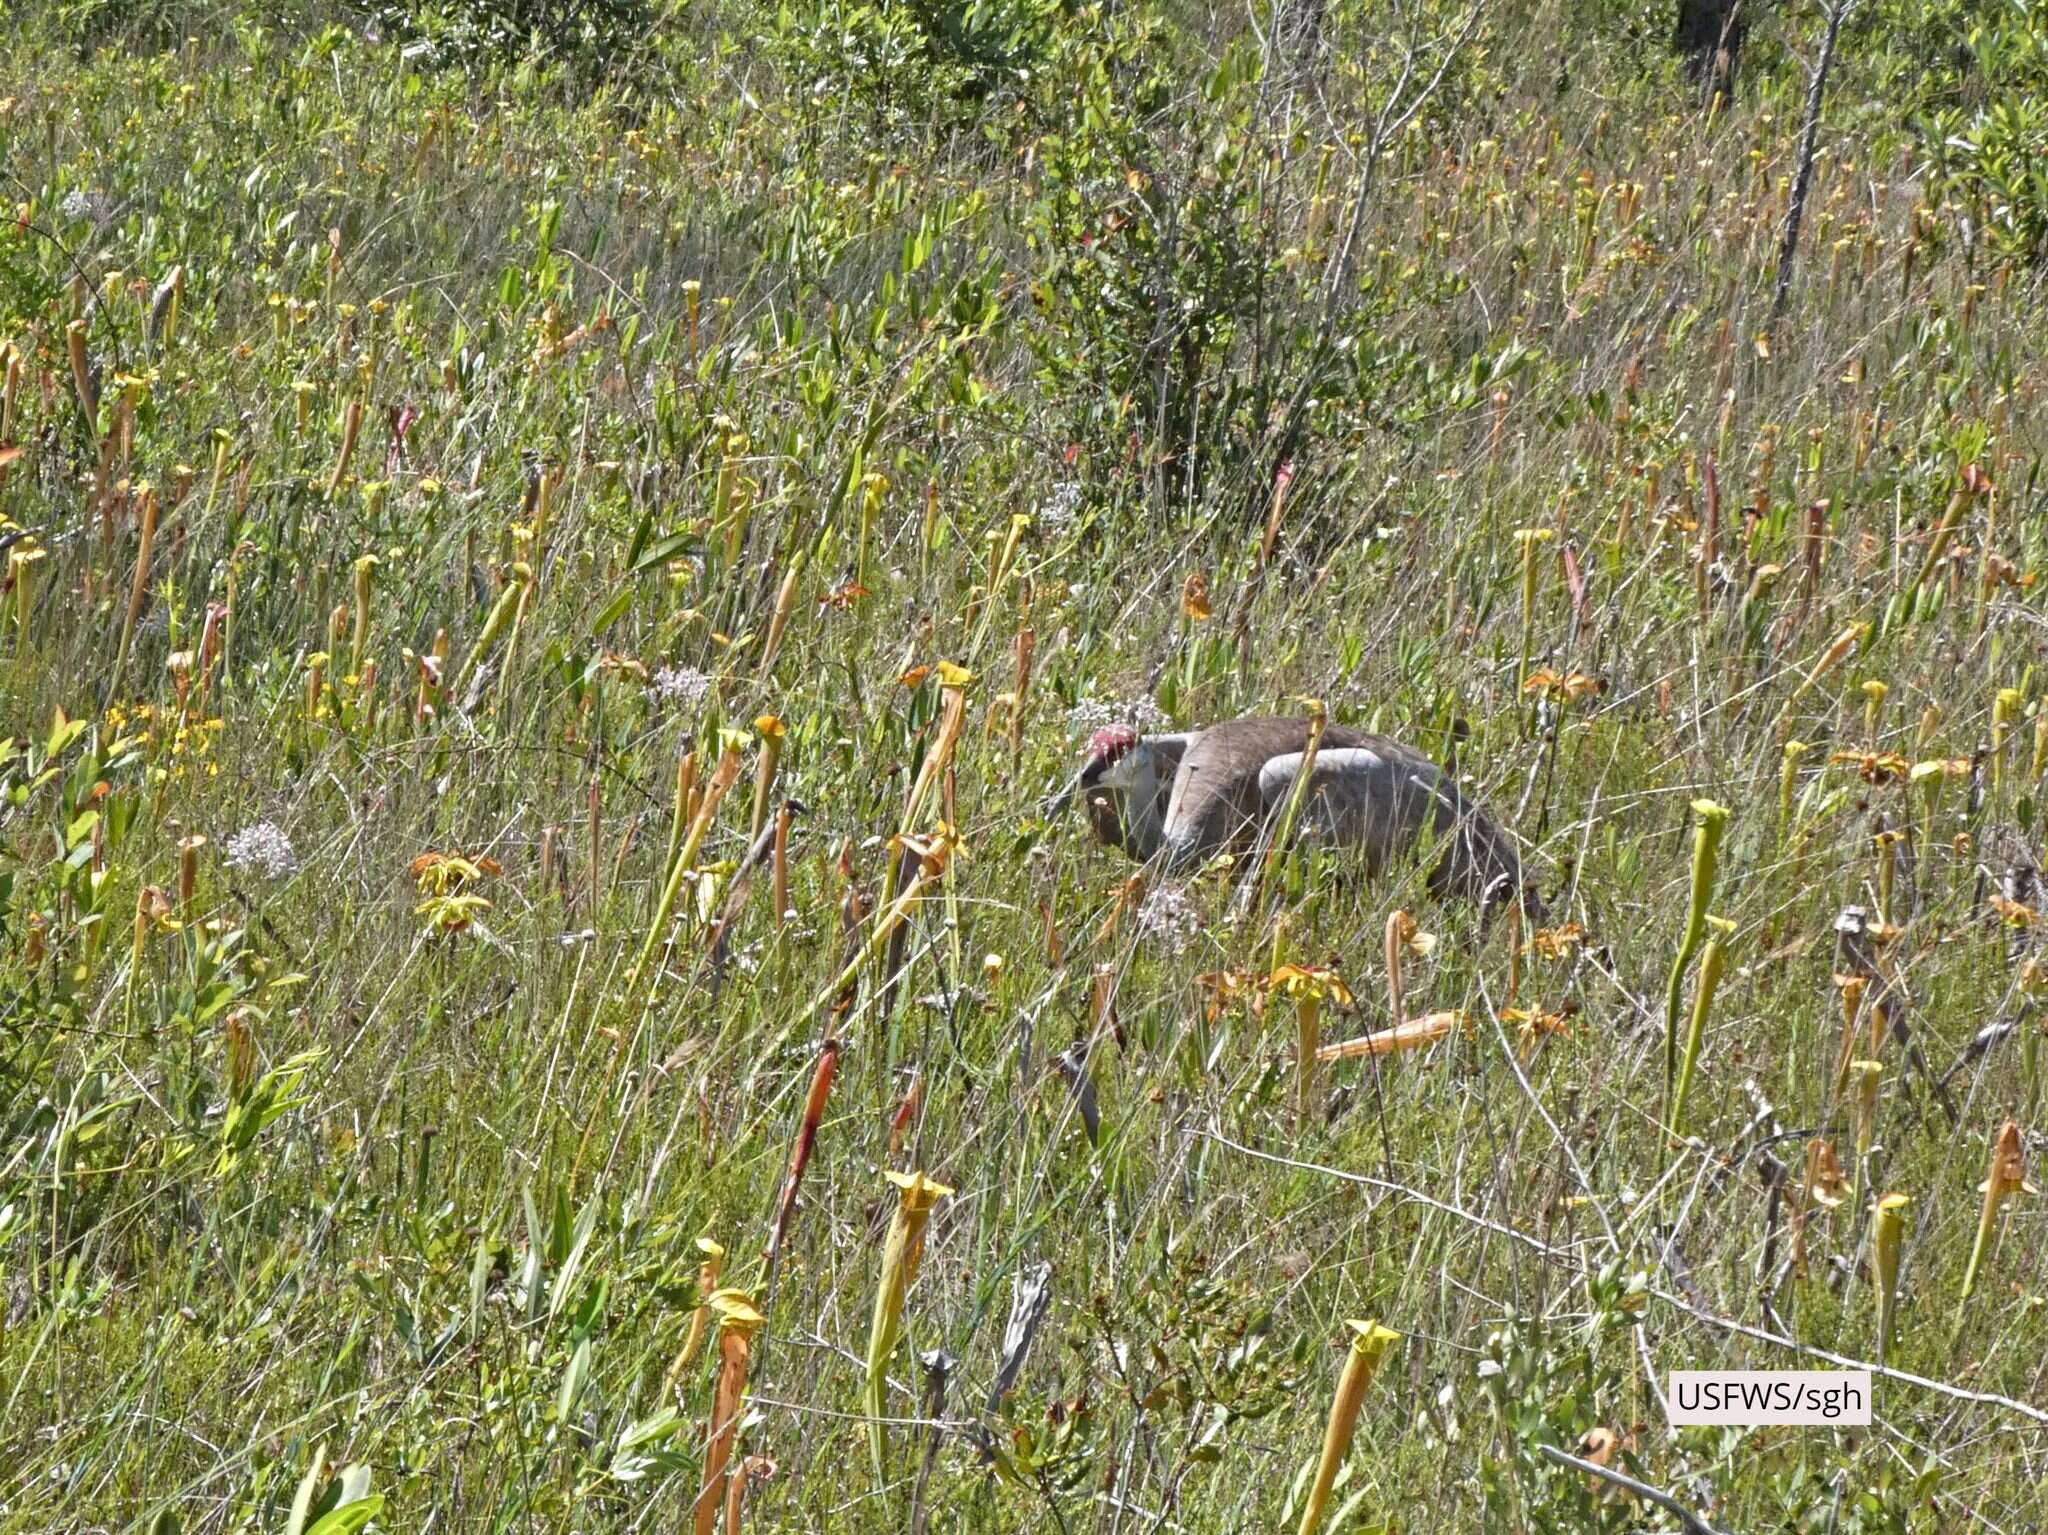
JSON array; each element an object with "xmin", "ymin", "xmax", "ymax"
[
  {"xmin": 1082, "ymin": 723, "xmax": 1141, "ymax": 781},
  {"xmin": 1042, "ymin": 722, "xmax": 1143, "ymax": 820}
]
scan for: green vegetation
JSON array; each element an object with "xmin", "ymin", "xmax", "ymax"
[{"xmin": 5, "ymin": 0, "xmax": 2048, "ymax": 1529}]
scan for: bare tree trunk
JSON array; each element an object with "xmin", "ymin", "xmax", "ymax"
[
  {"xmin": 1773, "ymin": 0, "xmax": 1855, "ymax": 319},
  {"xmin": 1674, "ymin": 0, "xmax": 1748, "ymax": 108}
]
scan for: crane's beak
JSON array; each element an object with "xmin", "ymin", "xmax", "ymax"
[{"xmin": 1041, "ymin": 762, "xmax": 1095, "ymax": 820}]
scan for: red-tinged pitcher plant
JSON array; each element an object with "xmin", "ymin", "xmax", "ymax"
[
  {"xmin": 865, "ymin": 1169, "xmax": 953, "ymax": 1481},
  {"xmin": 765, "ymin": 1041, "xmax": 841, "ymax": 1293},
  {"xmin": 694, "ymin": 1288, "xmax": 763, "ymax": 1535},
  {"xmin": 177, "ymin": 833, "xmax": 206, "ymax": 919},
  {"xmin": 1297, "ymin": 1321, "xmax": 1399, "ymax": 1535}
]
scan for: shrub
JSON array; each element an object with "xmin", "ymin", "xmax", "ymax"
[
  {"xmin": 357, "ymin": 0, "xmax": 660, "ymax": 82},
  {"xmin": 1919, "ymin": 0, "xmax": 2048, "ymax": 263}
]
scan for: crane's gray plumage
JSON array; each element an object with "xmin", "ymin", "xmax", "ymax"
[{"xmin": 1047, "ymin": 714, "xmax": 1532, "ymax": 912}]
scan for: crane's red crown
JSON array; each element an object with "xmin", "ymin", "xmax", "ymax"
[{"xmin": 1087, "ymin": 723, "xmax": 1141, "ymax": 766}]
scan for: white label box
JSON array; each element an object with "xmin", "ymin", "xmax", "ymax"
[{"xmin": 1666, "ymin": 1370, "xmax": 1872, "ymax": 1426}]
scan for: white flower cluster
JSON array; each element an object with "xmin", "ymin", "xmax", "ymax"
[
  {"xmin": 1064, "ymin": 694, "xmax": 1169, "ymax": 737},
  {"xmin": 1136, "ymin": 882, "xmax": 1202, "ymax": 954},
  {"xmin": 223, "ymin": 822, "xmax": 298, "ymax": 881},
  {"xmin": 650, "ymin": 665, "xmax": 712, "ymax": 706},
  {"xmin": 59, "ymin": 188, "xmax": 109, "ymax": 222},
  {"xmin": 1038, "ymin": 481, "xmax": 1082, "ymax": 529}
]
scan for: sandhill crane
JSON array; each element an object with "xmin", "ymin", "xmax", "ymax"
[{"xmin": 1045, "ymin": 714, "xmax": 1534, "ymax": 913}]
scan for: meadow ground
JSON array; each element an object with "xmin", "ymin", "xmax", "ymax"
[{"xmin": 5, "ymin": 1, "xmax": 2048, "ymax": 1530}]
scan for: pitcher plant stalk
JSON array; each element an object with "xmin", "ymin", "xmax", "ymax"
[
  {"xmin": 1992, "ymin": 687, "xmax": 2020, "ymax": 803},
  {"xmin": 110, "ymin": 484, "xmax": 160, "ymax": 696},
  {"xmin": 748, "ymin": 715, "xmax": 785, "ymax": 846},
  {"xmin": 1777, "ymin": 621, "xmax": 1868, "ymax": 728},
  {"xmin": 1831, "ymin": 975, "xmax": 1869, "ymax": 1099},
  {"xmin": 1860, "ymin": 679, "xmax": 1887, "ymax": 742},
  {"xmin": 1664, "ymin": 800, "xmax": 1731, "ymax": 1128},
  {"xmin": 1849, "ymin": 1059, "xmax": 1883, "ymax": 1213},
  {"xmin": 772, "ymin": 802, "xmax": 792, "ymax": 928},
  {"xmin": 1297, "ymin": 1321, "xmax": 1399, "ymax": 1535},
  {"xmin": 327, "ymin": 395, "xmax": 363, "ymax": 499},
  {"xmin": 349, "ymin": 553, "xmax": 378, "ymax": 679},
  {"xmin": 1269, "ymin": 964, "xmax": 1351, "ymax": 1126},
  {"xmin": 664, "ymin": 1236, "xmax": 726, "ymax": 1395},
  {"xmin": 1872, "ymin": 1192, "xmax": 1910, "ymax": 1366},
  {"xmin": 1779, "ymin": 740, "xmax": 1808, "ymax": 834},
  {"xmin": 874, "ymin": 667, "xmax": 970, "ymax": 932},
  {"xmin": 1513, "ymin": 528, "xmax": 1553, "ymax": 735},
  {"xmin": 864, "ymin": 1170, "xmax": 952, "ymax": 1483},
  {"xmin": 451, "ymin": 566, "xmax": 530, "ymax": 701},
  {"xmin": 663, "ymin": 745, "xmax": 699, "ymax": 883},
  {"xmin": 1317, "ymin": 1011, "xmax": 1463, "ymax": 1060},
  {"xmin": 1259, "ymin": 697, "xmax": 1329, "ymax": 906},
  {"xmin": 1385, "ymin": 909, "xmax": 1412, "ymax": 1026},
  {"xmin": 1906, "ymin": 464, "xmax": 1987, "ymax": 601},
  {"xmin": 1668, "ymin": 915, "xmax": 1735, "ymax": 1142},
  {"xmin": 758, "ymin": 552, "xmax": 804, "ymax": 675},
  {"xmin": 629, "ymin": 741, "xmax": 744, "ymax": 993}
]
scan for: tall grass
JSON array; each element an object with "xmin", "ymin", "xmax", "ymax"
[{"xmin": 3, "ymin": 0, "xmax": 2048, "ymax": 1530}]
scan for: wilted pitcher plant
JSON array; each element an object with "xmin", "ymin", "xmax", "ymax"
[{"xmin": 1960, "ymin": 1121, "xmax": 2033, "ymax": 1304}]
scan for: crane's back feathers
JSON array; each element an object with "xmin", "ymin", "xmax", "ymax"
[{"xmin": 1074, "ymin": 714, "xmax": 1532, "ymax": 912}]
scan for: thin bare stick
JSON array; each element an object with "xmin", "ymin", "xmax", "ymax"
[{"xmin": 1535, "ymin": 1445, "xmax": 1727, "ymax": 1535}]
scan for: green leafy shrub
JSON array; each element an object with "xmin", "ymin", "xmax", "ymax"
[
  {"xmin": 1934, "ymin": 1, "xmax": 2048, "ymax": 262},
  {"xmin": 358, "ymin": 0, "xmax": 660, "ymax": 81}
]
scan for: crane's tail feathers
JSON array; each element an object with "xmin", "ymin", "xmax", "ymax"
[{"xmin": 1418, "ymin": 775, "xmax": 1544, "ymax": 923}]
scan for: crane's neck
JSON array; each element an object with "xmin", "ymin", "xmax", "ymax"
[
  {"xmin": 1095, "ymin": 740, "xmax": 1169, "ymax": 859},
  {"xmin": 1123, "ymin": 743, "xmax": 1168, "ymax": 858}
]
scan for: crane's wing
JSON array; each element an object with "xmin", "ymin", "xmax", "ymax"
[
  {"xmin": 1254, "ymin": 743, "xmax": 1526, "ymax": 905},
  {"xmin": 1158, "ymin": 717, "xmax": 1328, "ymax": 866}
]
